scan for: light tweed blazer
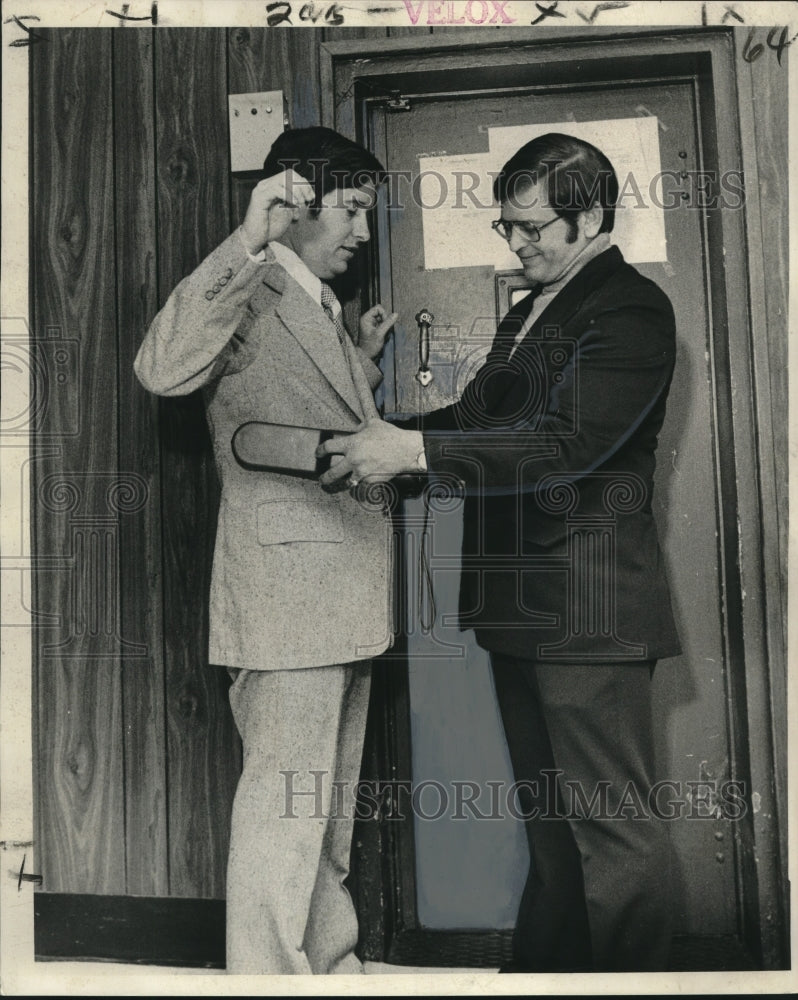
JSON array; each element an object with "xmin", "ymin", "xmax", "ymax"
[{"xmin": 135, "ymin": 231, "xmax": 393, "ymax": 670}]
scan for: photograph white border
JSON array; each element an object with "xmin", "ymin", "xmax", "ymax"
[{"xmin": 1, "ymin": 2, "xmax": 795, "ymax": 995}]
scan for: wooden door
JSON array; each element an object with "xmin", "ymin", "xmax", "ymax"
[{"xmin": 369, "ymin": 77, "xmax": 737, "ymax": 944}]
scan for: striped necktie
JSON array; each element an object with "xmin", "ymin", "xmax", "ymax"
[{"xmin": 320, "ymin": 282, "xmax": 348, "ymax": 346}]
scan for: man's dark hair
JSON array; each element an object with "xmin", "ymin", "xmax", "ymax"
[
  {"xmin": 263, "ymin": 126, "xmax": 386, "ymax": 216},
  {"xmin": 493, "ymin": 132, "xmax": 618, "ymax": 240}
]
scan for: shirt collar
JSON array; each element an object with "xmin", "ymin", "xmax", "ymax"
[
  {"xmin": 538, "ymin": 232, "xmax": 612, "ymax": 297},
  {"xmin": 269, "ymin": 240, "xmax": 338, "ymax": 313}
]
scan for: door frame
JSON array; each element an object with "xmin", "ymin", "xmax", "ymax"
[{"xmin": 320, "ymin": 27, "xmax": 787, "ymax": 970}]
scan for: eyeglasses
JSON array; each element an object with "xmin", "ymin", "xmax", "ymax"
[{"xmin": 491, "ymin": 215, "xmax": 561, "ymax": 243}]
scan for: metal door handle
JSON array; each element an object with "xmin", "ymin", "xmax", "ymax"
[{"xmin": 415, "ymin": 307, "xmax": 434, "ymax": 387}]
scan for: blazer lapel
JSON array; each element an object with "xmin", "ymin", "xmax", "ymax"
[
  {"xmin": 491, "ymin": 285, "xmax": 542, "ymax": 358},
  {"xmin": 340, "ymin": 335, "xmax": 379, "ymax": 421},
  {"xmin": 515, "ymin": 245, "xmax": 625, "ymax": 352},
  {"xmin": 260, "ymin": 262, "xmax": 365, "ymax": 421},
  {"xmin": 460, "ymin": 285, "xmax": 543, "ymax": 415},
  {"xmin": 484, "ymin": 247, "xmax": 625, "ymax": 422}
]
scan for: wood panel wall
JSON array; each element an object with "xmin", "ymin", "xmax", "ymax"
[
  {"xmin": 30, "ymin": 24, "xmax": 384, "ymax": 899},
  {"xmin": 32, "ymin": 29, "xmax": 126, "ymax": 894},
  {"xmin": 30, "ymin": 25, "xmax": 788, "ymax": 908},
  {"xmin": 30, "ymin": 23, "xmax": 439, "ymax": 900},
  {"xmin": 113, "ymin": 28, "xmax": 167, "ymax": 896}
]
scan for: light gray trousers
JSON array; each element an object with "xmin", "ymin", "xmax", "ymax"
[{"xmin": 225, "ymin": 661, "xmax": 371, "ymax": 974}]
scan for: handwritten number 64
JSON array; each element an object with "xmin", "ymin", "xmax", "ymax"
[{"xmin": 742, "ymin": 26, "xmax": 795, "ymax": 66}]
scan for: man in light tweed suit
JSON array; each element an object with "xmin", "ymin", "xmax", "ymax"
[{"xmin": 135, "ymin": 128, "xmax": 398, "ymax": 974}]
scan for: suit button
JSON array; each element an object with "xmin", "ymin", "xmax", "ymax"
[
  {"xmin": 225, "ymin": 267, "xmax": 233, "ymax": 278},
  {"xmin": 219, "ymin": 276, "xmax": 228, "ymax": 286},
  {"xmin": 213, "ymin": 283, "xmax": 221, "ymax": 293},
  {"xmin": 205, "ymin": 290, "xmax": 215, "ymax": 300}
]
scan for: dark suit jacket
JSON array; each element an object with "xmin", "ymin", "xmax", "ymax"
[{"xmin": 413, "ymin": 245, "xmax": 681, "ymax": 663}]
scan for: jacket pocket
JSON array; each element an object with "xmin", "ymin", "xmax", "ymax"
[{"xmin": 256, "ymin": 498, "xmax": 344, "ymax": 546}]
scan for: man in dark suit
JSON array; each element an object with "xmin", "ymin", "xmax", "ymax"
[{"xmin": 319, "ymin": 133, "xmax": 682, "ymax": 972}]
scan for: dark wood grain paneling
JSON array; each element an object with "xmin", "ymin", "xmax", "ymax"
[
  {"xmin": 154, "ymin": 28, "xmax": 238, "ymax": 898},
  {"xmin": 112, "ymin": 27, "xmax": 168, "ymax": 897},
  {"xmin": 228, "ymin": 25, "xmax": 322, "ymax": 126},
  {"xmin": 227, "ymin": 26, "xmax": 324, "ymax": 226},
  {"xmin": 31, "ymin": 29, "xmax": 125, "ymax": 893}
]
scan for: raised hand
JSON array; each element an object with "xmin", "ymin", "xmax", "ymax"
[
  {"xmin": 240, "ymin": 169, "xmax": 315, "ymax": 254},
  {"xmin": 358, "ymin": 305, "xmax": 399, "ymax": 360}
]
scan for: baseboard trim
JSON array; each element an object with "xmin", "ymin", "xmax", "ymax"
[
  {"xmin": 34, "ymin": 893, "xmax": 226, "ymax": 968},
  {"xmin": 34, "ymin": 893, "xmax": 766, "ymax": 971}
]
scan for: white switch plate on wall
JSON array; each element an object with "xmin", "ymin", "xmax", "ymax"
[{"xmin": 228, "ymin": 91, "xmax": 286, "ymax": 172}]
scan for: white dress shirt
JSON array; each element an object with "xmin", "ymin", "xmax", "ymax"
[{"xmin": 238, "ymin": 227, "xmax": 344, "ymax": 321}]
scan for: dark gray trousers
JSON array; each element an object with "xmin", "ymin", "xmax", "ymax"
[{"xmin": 490, "ymin": 654, "xmax": 674, "ymax": 972}]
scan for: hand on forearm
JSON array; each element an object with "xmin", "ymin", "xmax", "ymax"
[{"xmin": 317, "ymin": 419, "xmax": 425, "ymax": 487}]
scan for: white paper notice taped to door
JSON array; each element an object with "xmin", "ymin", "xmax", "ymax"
[
  {"xmin": 419, "ymin": 117, "xmax": 667, "ymax": 271},
  {"xmin": 417, "ymin": 153, "xmax": 519, "ymax": 271}
]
